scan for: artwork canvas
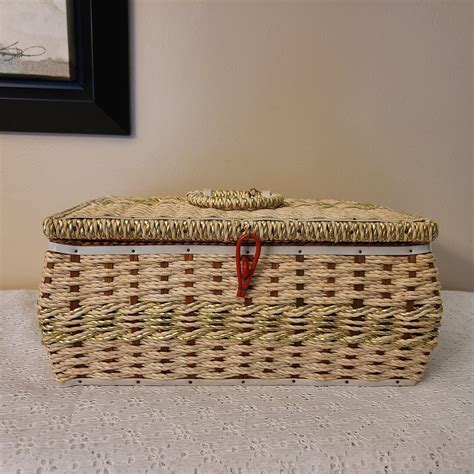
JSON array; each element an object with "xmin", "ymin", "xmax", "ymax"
[
  {"xmin": 0, "ymin": 0, "xmax": 130, "ymax": 135},
  {"xmin": 0, "ymin": 0, "xmax": 74, "ymax": 80}
]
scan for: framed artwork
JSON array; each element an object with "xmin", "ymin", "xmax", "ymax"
[{"xmin": 0, "ymin": 0, "xmax": 130, "ymax": 135}]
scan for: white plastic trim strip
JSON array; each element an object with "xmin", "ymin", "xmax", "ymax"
[
  {"xmin": 49, "ymin": 242, "xmax": 432, "ymax": 256},
  {"xmin": 61, "ymin": 378, "xmax": 417, "ymax": 387}
]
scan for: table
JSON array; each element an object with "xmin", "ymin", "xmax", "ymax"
[{"xmin": 1, "ymin": 290, "xmax": 472, "ymax": 473}]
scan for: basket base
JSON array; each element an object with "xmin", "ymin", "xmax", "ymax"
[{"xmin": 61, "ymin": 378, "xmax": 418, "ymax": 387}]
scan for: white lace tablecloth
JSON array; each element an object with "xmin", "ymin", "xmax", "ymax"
[{"xmin": 1, "ymin": 290, "xmax": 472, "ymax": 473}]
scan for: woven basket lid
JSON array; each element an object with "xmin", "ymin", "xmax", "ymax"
[{"xmin": 43, "ymin": 189, "xmax": 438, "ymax": 243}]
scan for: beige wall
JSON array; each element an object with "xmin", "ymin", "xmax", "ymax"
[{"xmin": 1, "ymin": 0, "xmax": 472, "ymax": 291}]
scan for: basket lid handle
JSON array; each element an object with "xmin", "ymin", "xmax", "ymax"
[{"xmin": 186, "ymin": 189, "xmax": 285, "ymax": 211}]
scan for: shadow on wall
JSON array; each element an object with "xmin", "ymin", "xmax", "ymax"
[{"xmin": 433, "ymin": 241, "xmax": 473, "ymax": 292}]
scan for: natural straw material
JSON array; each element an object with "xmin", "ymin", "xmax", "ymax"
[
  {"xmin": 38, "ymin": 250, "xmax": 442, "ymax": 382},
  {"xmin": 186, "ymin": 189, "xmax": 285, "ymax": 210},
  {"xmin": 43, "ymin": 195, "xmax": 438, "ymax": 243},
  {"xmin": 38, "ymin": 191, "xmax": 442, "ymax": 383}
]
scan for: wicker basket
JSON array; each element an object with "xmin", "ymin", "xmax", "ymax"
[{"xmin": 38, "ymin": 190, "xmax": 442, "ymax": 386}]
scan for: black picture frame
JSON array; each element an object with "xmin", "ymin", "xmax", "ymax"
[{"xmin": 0, "ymin": 0, "xmax": 130, "ymax": 135}]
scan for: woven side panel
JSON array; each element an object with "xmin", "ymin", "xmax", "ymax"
[
  {"xmin": 37, "ymin": 251, "xmax": 442, "ymax": 382},
  {"xmin": 45, "ymin": 339, "xmax": 438, "ymax": 382},
  {"xmin": 39, "ymin": 252, "xmax": 441, "ymax": 308}
]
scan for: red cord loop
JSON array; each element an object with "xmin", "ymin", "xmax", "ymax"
[{"xmin": 236, "ymin": 233, "xmax": 262, "ymax": 297}]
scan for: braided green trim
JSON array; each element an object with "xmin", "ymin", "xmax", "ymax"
[{"xmin": 38, "ymin": 302, "xmax": 442, "ymax": 346}]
